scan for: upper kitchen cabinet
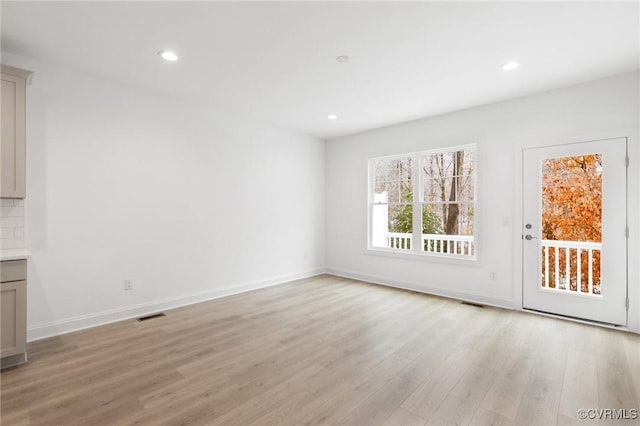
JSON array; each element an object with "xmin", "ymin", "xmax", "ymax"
[{"xmin": 1, "ymin": 65, "xmax": 32, "ymax": 199}]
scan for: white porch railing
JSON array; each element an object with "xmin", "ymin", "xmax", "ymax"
[
  {"xmin": 384, "ymin": 236, "xmax": 600, "ymax": 293},
  {"xmin": 387, "ymin": 232, "xmax": 413, "ymax": 250},
  {"xmin": 386, "ymin": 233, "xmax": 474, "ymax": 255},
  {"xmin": 423, "ymin": 234, "xmax": 474, "ymax": 255},
  {"xmin": 541, "ymin": 240, "xmax": 601, "ymax": 295}
]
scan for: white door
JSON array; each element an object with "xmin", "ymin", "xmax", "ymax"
[{"xmin": 522, "ymin": 138, "xmax": 628, "ymax": 326}]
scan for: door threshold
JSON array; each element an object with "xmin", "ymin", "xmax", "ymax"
[{"xmin": 523, "ymin": 308, "xmax": 628, "ymax": 331}]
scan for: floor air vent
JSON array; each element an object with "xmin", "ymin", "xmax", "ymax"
[
  {"xmin": 137, "ymin": 313, "xmax": 166, "ymax": 322},
  {"xmin": 461, "ymin": 301, "xmax": 484, "ymax": 308}
]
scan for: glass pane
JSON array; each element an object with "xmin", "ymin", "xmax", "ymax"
[
  {"xmin": 423, "ymin": 177, "xmax": 450, "ymax": 203},
  {"xmin": 420, "ymin": 203, "xmax": 474, "ymax": 236},
  {"xmin": 374, "ymin": 157, "xmax": 412, "ymax": 204},
  {"xmin": 454, "ymin": 173, "xmax": 475, "ymax": 202},
  {"xmin": 421, "ymin": 203, "xmax": 474, "ymax": 255},
  {"xmin": 421, "ymin": 204, "xmax": 443, "ymax": 235},
  {"xmin": 422, "ymin": 149, "xmax": 474, "ymax": 202},
  {"xmin": 540, "ymin": 154, "xmax": 602, "ymax": 295},
  {"xmin": 371, "ymin": 204, "xmax": 412, "ymax": 250}
]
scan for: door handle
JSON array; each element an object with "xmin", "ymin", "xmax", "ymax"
[{"xmin": 525, "ymin": 235, "xmax": 538, "ymax": 240}]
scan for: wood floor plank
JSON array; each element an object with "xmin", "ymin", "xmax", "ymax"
[
  {"xmin": 469, "ymin": 407, "xmax": 510, "ymax": 426},
  {"xmin": 426, "ymin": 365, "xmax": 496, "ymax": 425},
  {"xmin": 290, "ymin": 354, "xmax": 413, "ymax": 426},
  {"xmin": 1, "ymin": 274, "xmax": 638, "ymax": 426},
  {"xmin": 203, "ymin": 362, "xmax": 325, "ymax": 425},
  {"xmin": 337, "ymin": 376, "xmax": 419, "ymax": 426},
  {"xmin": 400, "ymin": 345, "xmax": 474, "ymax": 420},
  {"xmin": 595, "ymin": 328, "xmax": 639, "ymax": 411},
  {"xmin": 382, "ymin": 407, "xmax": 426, "ymax": 426},
  {"xmin": 246, "ymin": 389, "xmax": 327, "ymax": 426},
  {"xmin": 556, "ymin": 413, "xmax": 595, "ymax": 426},
  {"xmin": 621, "ymin": 331, "xmax": 640, "ymax": 407},
  {"xmin": 481, "ymin": 344, "xmax": 537, "ymax": 420},
  {"xmin": 396, "ymin": 312, "xmax": 474, "ymax": 384},
  {"xmin": 558, "ymin": 349, "xmax": 599, "ymax": 424},
  {"xmin": 513, "ymin": 375, "xmax": 563, "ymax": 426}
]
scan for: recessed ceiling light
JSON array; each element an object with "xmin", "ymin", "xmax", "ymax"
[
  {"xmin": 502, "ymin": 61, "xmax": 520, "ymax": 71},
  {"xmin": 158, "ymin": 50, "xmax": 179, "ymax": 62},
  {"xmin": 336, "ymin": 55, "xmax": 349, "ymax": 63},
  {"xmin": 327, "ymin": 114, "xmax": 338, "ymax": 120}
]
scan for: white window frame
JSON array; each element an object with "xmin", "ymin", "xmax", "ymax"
[{"xmin": 367, "ymin": 144, "xmax": 478, "ymax": 261}]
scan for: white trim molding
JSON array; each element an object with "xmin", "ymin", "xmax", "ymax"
[
  {"xmin": 325, "ymin": 267, "xmax": 514, "ymax": 310},
  {"xmin": 27, "ymin": 268, "xmax": 325, "ymax": 342}
]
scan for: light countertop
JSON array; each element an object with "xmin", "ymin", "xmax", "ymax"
[{"xmin": 0, "ymin": 248, "xmax": 31, "ymax": 261}]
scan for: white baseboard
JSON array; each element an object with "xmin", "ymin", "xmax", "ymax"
[
  {"xmin": 325, "ymin": 267, "xmax": 515, "ymax": 310},
  {"xmin": 27, "ymin": 268, "xmax": 325, "ymax": 342}
]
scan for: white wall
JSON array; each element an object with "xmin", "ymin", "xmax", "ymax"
[
  {"xmin": 325, "ymin": 72, "xmax": 640, "ymax": 332},
  {"xmin": 1, "ymin": 52, "xmax": 325, "ymax": 340},
  {"xmin": 4, "ymin": 51, "xmax": 638, "ymax": 338}
]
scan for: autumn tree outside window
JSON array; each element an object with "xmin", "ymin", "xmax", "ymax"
[
  {"xmin": 541, "ymin": 154, "xmax": 603, "ymax": 293},
  {"xmin": 369, "ymin": 145, "xmax": 476, "ymax": 258}
]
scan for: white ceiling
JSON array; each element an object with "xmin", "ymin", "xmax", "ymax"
[{"xmin": 2, "ymin": 1, "xmax": 639, "ymax": 140}]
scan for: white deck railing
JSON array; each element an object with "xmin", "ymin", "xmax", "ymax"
[
  {"xmin": 387, "ymin": 232, "xmax": 413, "ymax": 250},
  {"xmin": 541, "ymin": 240, "xmax": 601, "ymax": 295},
  {"xmin": 386, "ymin": 233, "xmax": 474, "ymax": 255},
  {"xmin": 385, "ymin": 236, "xmax": 600, "ymax": 293},
  {"xmin": 423, "ymin": 234, "xmax": 474, "ymax": 255}
]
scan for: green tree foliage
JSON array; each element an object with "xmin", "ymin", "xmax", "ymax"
[{"xmin": 390, "ymin": 186, "xmax": 443, "ymax": 234}]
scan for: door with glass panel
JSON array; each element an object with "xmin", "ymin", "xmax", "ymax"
[{"xmin": 522, "ymin": 138, "xmax": 627, "ymax": 325}]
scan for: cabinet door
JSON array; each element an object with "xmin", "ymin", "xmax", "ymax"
[
  {"xmin": 1, "ymin": 280, "xmax": 26, "ymax": 357},
  {"xmin": 1, "ymin": 72, "xmax": 26, "ymax": 198}
]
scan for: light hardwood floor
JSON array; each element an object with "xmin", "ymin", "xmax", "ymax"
[{"xmin": 1, "ymin": 275, "xmax": 639, "ymax": 425}]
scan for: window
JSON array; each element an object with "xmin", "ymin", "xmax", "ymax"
[{"xmin": 368, "ymin": 145, "xmax": 476, "ymax": 258}]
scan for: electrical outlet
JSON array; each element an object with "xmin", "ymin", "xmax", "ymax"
[
  {"xmin": 489, "ymin": 271, "xmax": 496, "ymax": 281},
  {"xmin": 124, "ymin": 279, "xmax": 134, "ymax": 291}
]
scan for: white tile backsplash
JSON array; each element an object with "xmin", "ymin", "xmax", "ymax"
[
  {"xmin": 1, "ymin": 199, "xmax": 25, "ymax": 249},
  {"xmin": 0, "ymin": 216, "xmax": 24, "ymax": 227},
  {"xmin": 1, "ymin": 206, "xmax": 24, "ymax": 217},
  {"xmin": 13, "ymin": 227, "xmax": 24, "ymax": 238}
]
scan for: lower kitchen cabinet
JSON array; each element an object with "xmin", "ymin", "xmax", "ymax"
[{"xmin": 1, "ymin": 260, "xmax": 27, "ymax": 368}]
